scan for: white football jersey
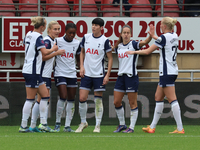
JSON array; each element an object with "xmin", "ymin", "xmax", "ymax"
[
  {"xmin": 155, "ymin": 32, "xmax": 178, "ymax": 76},
  {"xmin": 115, "ymin": 40, "xmax": 140, "ymax": 77},
  {"xmin": 54, "ymin": 37, "xmax": 81, "ymax": 78},
  {"xmin": 40, "ymin": 35, "xmax": 55, "ymax": 78},
  {"xmin": 22, "ymin": 31, "xmax": 45, "ymax": 75},
  {"xmin": 81, "ymin": 33, "xmax": 112, "ymax": 77}
]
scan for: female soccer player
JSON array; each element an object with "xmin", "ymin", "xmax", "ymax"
[
  {"xmin": 29, "ymin": 21, "xmax": 65, "ymax": 132},
  {"xmin": 19, "ymin": 16, "xmax": 59, "ymax": 133},
  {"xmin": 113, "ymin": 24, "xmax": 153, "ymax": 133},
  {"xmin": 126, "ymin": 17, "xmax": 184, "ymax": 134},
  {"xmin": 75, "ymin": 18, "xmax": 113, "ymax": 133},
  {"xmin": 53, "ymin": 23, "xmax": 81, "ymax": 132}
]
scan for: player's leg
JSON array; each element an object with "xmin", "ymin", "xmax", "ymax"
[
  {"xmin": 54, "ymin": 77, "xmax": 68, "ymax": 131},
  {"xmin": 93, "ymin": 91, "xmax": 103, "ymax": 133},
  {"xmin": 37, "ymin": 83, "xmax": 55, "ymax": 132},
  {"xmin": 19, "ymin": 87, "xmax": 38, "ymax": 132},
  {"xmin": 64, "ymin": 83, "xmax": 77, "ymax": 132},
  {"xmin": 113, "ymin": 75, "xmax": 127, "ymax": 133},
  {"xmin": 123, "ymin": 75, "xmax": 139, "ymax": 133},
  {"xmin": 113, "ymin": 91, "xmax": 127, "ymax": 132},
  {"xmin": 93, "ymin": 77, "xmax": 106, "ymax": 133},
  {"xmin": 142, "ymin": 85, "xmax": 165, "ymax": 133},
  {"xmin": 122, "ymin": 92, "xmax": 138, "ymax": 133},
  {"xmin": 75, "ymin": 89, "xmax": 89, "ymax": 133},
  {"xmin": 29, "ymin": 93, "xmax": 41, "ymax": 132},
  {"xmin": 55, "ymin": 84, "xmax": 67, "ymax": 131},
  {"xmin": 19, "ymin": 74, "xmax": 39, "ymax": 133},
  {"xmin": 164, "ymin": 86, "xmax": 184, "ymax": 134},
  {"xmin": 75, "ymin": 76, "xmax": 91, "ymax": 133}
]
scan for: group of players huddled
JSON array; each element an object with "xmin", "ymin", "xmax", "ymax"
[{"xmin": 19, "ymin": 16, "xmax": 184, "ymax": 134}]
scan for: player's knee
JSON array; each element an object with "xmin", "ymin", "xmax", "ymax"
[{"xmin": 113, "ymin": 100, "xmax": 121, "ymax": 107}]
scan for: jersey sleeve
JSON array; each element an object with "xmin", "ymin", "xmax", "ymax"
[
  {"xmin": 36, "ymin": 35, "xmax": 46, "ymax": 51},
  {"xmin": 44, "ymin": 39, "xmax": 52, "ymax": 49},
  {"xmin": 104, "ymin": 39, "xmax": 112, "ymax": 53},
  {"xmin": 154, "ymin": 34, "xmax": 166, "ymax": 48},
  {"xmin": 76, "ymin": 43, "xmax": 81, "ymax": 55},
  {"xmin": 80, "ymin": 35, "xmax": 85, "ymax": 48},
  {"xmin": 132, "ymin": 40, "xmax": 140, "ymax": 50}
]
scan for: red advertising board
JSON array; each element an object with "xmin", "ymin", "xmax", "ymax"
[
  {"xmin": 1, "ymin": 17, "xmax": 198, "ymax": 53},
  {"xmin": 2, "ymin": 18, "xmax": 33, "ymax": 52}
]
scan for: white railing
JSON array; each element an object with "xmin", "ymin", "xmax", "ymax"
[{"xmin": 0, "ymin": 69, "xmax": 200, "ymax": 82}]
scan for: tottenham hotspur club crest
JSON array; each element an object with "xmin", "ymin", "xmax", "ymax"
[{"xmin": 98, "ymin": 43, "xmax": 100, "ymax": 48}]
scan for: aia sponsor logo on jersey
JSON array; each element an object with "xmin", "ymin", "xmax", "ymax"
[
  {"xmin": 118, "ymin": 52, "xmax": 128, "ymax": 58},
  {"xmin": 61, "ymin": 52, "xmax": 74, "ymax": 58},
  {"xmin": 86, "ymin": 48, "xmax": 99, "ymax": 55}
]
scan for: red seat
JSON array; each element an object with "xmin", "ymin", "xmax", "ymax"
[
  {"xmin": 101, "ymin": 0, "xmax": 125, "ymax": 17},
  {"xmin": 155, "ymin": 0, "xmax": 179, "ymax": 17},
  {"xmin": 0, "ymin": 0, "xmax": 16, "ymax": 16},
  {"xmin": 129, "ymin": 0, "xmax": 152, "ymax": 17},
  {"xmin": 19, "ymin": 0, "xmax": 43, "ymax": 16},
  {"xmin": 46, "ymin": 0, "xmax": 70, "ymax": 17},
  {"xmin": 73, "ymin": 0, "xmax": 98, "ymax": 17}
]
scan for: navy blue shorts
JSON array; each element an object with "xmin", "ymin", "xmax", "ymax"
[
  {"xmin": 159, "ymin": 75, "xmax": 177, "ymax": 87},
  {"xmin": 23, "ymin": 73, "xmax": 44, "ymax": 88},
  {"xmin": 42, "ymin": 77, "xmax": 51, "ymax": 89},
  {"xmin": 54, "ymin": 76, "xmax": 78, "ymax": 87},
  {"xmin": 114, "ymin": 74, "xmax": 139, "ymax": 93},
  {"xmin": 80, "ymin": 75, "xmax": 105, "ymax": 92}
]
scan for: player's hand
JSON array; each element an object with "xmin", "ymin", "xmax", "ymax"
[
  {"xmin": 126, "ymin": 51, "xmax": 135, "ymax": 55},
  {"xmin": 102, "ymin": 75, "xmax": 109, "ymax": 85},
  {"xmin": 52, "ymin": 43, "xmax": 58, "ymax": 51},
  {"xmin": 56, "ymin": 49, "xmax": 65, "ymax": 55},
  {"xmin": 148, "ymin": 24, "xmax": 155, "ymax": 37},
  {"xmin": 80, "ymin": 67, "xmax": 85, "ymax": 78}
]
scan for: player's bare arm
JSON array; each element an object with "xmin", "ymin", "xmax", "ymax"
[{"xmin": 80, "ymin": 47, "xmax": 85, "ymax": 77}]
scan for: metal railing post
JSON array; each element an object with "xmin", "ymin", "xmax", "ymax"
[
  {"xmin": 38, "ymin": 0, "xmax": 40, "ymax": 16},
  {"xmin": 6, "ymin": 72, "xmax": 10, "ymax": 82},
  {"xmin": 120, "ymin": 0, "xmax": 123, "ymax": 17},
  {"xmin": 79, "ymin": 0, "xmax": 82, "ymax": 16},
  {"xmin": 191, "ymin": 72, "xmax": 194, "ymax": 82},
  {"xmin": 161, "ymin": 0, "xmax": 164, "ymax": 17}
]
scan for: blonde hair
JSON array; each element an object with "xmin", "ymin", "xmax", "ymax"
[
  {"xmin": 31, "ymin": 16, "xmax": 45, "ymax": 29},
  {"xmin": 47, "ymin": 20, "xmax": 60, "ymax": 34},
  {"xmin": 162, "ymin": 17, "xmax": 177, "ymax": 31},
  {"xmin": 114, "ymin": 24, "xmax": 132, "ymax": 49}
]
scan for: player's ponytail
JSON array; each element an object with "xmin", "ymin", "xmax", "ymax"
[
  {"xmin": 31, "ymin": 16, "xmax": 46, "ymax": 29},
  {"xmin": 163, "ymin": 17, "xmax": 177, "ymax": 31}
]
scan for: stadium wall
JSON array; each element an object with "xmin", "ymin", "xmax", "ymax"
[{"xmin": 0, "ymin": 82, "xmax": 200, "ymax": 126}]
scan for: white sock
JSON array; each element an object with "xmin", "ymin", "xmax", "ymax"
[
  {"xmin": 115, "ymin": 106, "xmax": 125, "ymax": 125},
  {"xmin": 79, "ymin": 101, "xmax": 87, "ymax": 123},
  {"xmin": 21, "ymin": 99, "xmax": 34, "ymax": 128},
  {"xmin": 150, "ymin": 101, "xmax": 164, "ymax": 129},
  {"xmin": 65, "ymin": 100, "xmax": 75, "ymax": 127},
  {"xmin": 171, "ymin": 100, "xmax": 183, "ymax": 131},
  {"xmin": 94, "ymin": 96, "xmax": 103, "ymax": 126},
  {"xmin": 40, "ymin": 97, "xmax": 49, "ymax": 125},
  {"xmin": 129, "ymin": 107, "xmax": 138, "ymax": 130},
  {"xmin": 56, "ymin": 98, "xmax": 66, "ymax": 123},
  {"xmin": 30, "ymin": 101, "xmax": 39, "ymax": 128}
]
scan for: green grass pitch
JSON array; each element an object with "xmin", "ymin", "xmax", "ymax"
[{"xmin": 0, "ymin": 125, "xmax": 200, "ymax": 150}]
